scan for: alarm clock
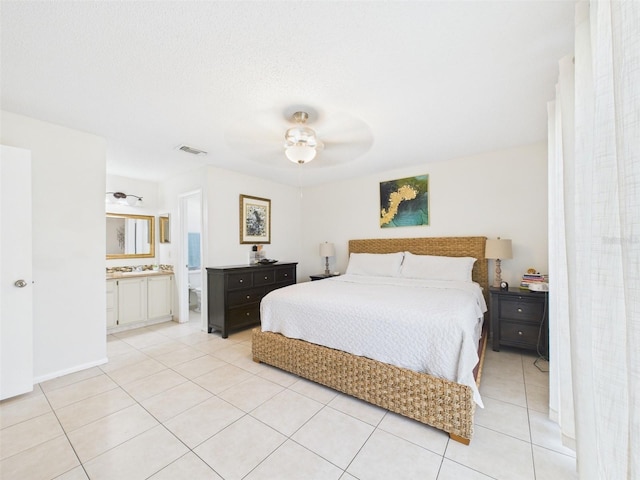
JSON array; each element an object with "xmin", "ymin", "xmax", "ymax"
[{"xmin": 499, "ymin": 281, "xmax": 509, "ymax": 291}]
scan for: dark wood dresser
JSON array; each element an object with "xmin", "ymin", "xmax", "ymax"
[
  {"xmin": 206, "ymin": 262, "xmax": 297, "ymax": 338},
  {"xmin": 490, "ymin": 287, "xmax": 549, "ymax": 357}
]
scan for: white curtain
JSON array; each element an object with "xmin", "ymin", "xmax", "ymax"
[{"xmin": 548, "ymin": 1, "xmax": 639, "ymax": 479}]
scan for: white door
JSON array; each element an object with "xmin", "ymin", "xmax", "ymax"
[
  {"xmin": 0, "ymin": 145, "xmax": 33, "ymax": 400},
  {"xmin": 179, "ymin": 190, "xmax": 204, "ymax": 328}
]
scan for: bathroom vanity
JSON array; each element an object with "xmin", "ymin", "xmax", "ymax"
[{"xmin": 106, "ymin": 271, "xmax": 174, "ymax": 332}]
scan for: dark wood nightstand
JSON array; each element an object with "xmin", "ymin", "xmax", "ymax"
[
  {"xmin": 490, "ymin": 287, "xmax": 549, "ymax": 357},
  {"xmin": 309, "ymin": 273, "xmax": 340, "ymax": 281}
]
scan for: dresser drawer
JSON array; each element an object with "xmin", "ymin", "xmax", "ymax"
[
  {"xmin": 253, "ymin": 270, "xmax": 275, "ymax": 286},
  {"xmin": 227, "ymin": 305, "xmax": 260, "ymax": 328},
  {"xmin": 499, "ymin": 321, "xmax": 540, "ymax": 347},
  {"xmin": 275, "ymin": 266, "xmax": 295, "ymax": 283},
  {"xmin": 500, "ymin": 299, "xmax": 544, "ymax": 323},
  {"xmin": 227, "ymin": 287, "xmax": 264, "ymax": 308},
  {"xmin": 227, "ymin": 272, "xmax": 253, "ymax": 290}
]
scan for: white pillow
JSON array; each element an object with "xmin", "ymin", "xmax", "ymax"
[
  {"xmin": 345, "ymin": 252, "xmax": 404, "ymax": 277},
  {"xmin": 400, "ymin": 252, "xmax": 476, "ymax": 282}
]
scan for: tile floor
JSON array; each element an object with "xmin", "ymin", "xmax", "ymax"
[{"xmin": 0, "ymin": 320, "xmax": 578, "ymax": 479}]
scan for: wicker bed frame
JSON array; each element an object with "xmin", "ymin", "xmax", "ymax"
[{"xmin": 252, "ymin": 236, "xmax": 488, "ymax": 444}]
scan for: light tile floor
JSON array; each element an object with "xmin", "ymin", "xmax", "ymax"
[{"xmin": 0, "ymin": 321, "xmax": 578, "ymax": 479}]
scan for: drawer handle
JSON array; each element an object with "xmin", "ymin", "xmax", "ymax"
[
  {"xmin": 264, "ymin": 276, "xmax": 268, "ymax": 280},
  {"xmin": 246, "ymin": 312, "xmax": 250, "ymax": 316},
  {"xmin": 239, "ymin": 279, "xmax": 244, "ymax": 283},
  {"xmin": 284, "ymin": 273, "xmax": 288, "ymax": 277},
  {"xmin": 518, "ymin": 331, "xmax": 523, "ymax": 336},
  {"xmin": 246, "ymin": 295, "xmax": 251, "ymax": 299},
  {"xmin": 517, "ymin": 308, "xmax": 523, "ymax": 313}
]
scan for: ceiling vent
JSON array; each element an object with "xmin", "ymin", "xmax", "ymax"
[{"xmin": 176, "ymin": 144, "xmax": 208, "ymax": 156}]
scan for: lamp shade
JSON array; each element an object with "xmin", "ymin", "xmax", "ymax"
[
  {"xmin": 485, "ymin": 238, "xmax": 513, "ymax": 260},
  {"xmin": 319, "ymin": 242, "xmax": 335, "ymax": 258},
  {"xmin": 285, "ymin": 144, "xmax": 317, "ymax": 164}
]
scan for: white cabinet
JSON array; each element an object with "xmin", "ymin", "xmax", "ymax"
[
  {"xmin": 107, "ymin": 274, "xmax": 173, "ymax": 332},
  {"xmin": 106, "ymin": 279, "xmax": 118, "ymax": 328},
  {"xmin": 147, "ymin": 275, "xmax": 173, "ymax": 320},
  {"xmin": 117, "ymin": 277, "xmax": 147, "ymax": 325}
]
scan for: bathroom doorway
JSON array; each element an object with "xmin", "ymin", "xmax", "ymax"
[{"xmin": 179, "ymin": 190, "xmax": 204, "ymax": 330}]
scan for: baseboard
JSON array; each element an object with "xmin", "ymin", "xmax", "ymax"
[{"xmin": 33, "ymin": 357, "xmax": 109, "ymax": 385}]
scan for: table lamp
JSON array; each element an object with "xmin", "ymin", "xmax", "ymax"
[
  {"xmin": 319, "ymin": 242, "xmax": 335, "ymax": 275},
  {"xmin": 485, "ymin": 238, "xmax": 513, "ymax": 288}
]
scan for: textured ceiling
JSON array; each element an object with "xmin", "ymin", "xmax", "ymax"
[{"xmin": 0, "ymin": 1, "xmax": 574, "ymax": 187}]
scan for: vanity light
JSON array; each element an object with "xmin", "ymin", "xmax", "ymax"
[{"xmin": 105, "ymin": 191, "xmax": 143, "ymax": 206}]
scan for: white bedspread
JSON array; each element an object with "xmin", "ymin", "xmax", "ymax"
[{"xmin": 260, "ymin": 274, "xmax": 487, "ymax": 407}]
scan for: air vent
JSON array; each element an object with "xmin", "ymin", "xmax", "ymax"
[{"xmin": 176, "ymin": 144, "xmax": 208, "ymax": 156}]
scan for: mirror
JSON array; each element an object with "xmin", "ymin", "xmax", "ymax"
[
  {"xmin": 106, "ymin": 213, "xmax": 155, "ymax": 259},
  {"xmin": 159, "ymin": 214, "xmax": 170, "ymax": 243}
]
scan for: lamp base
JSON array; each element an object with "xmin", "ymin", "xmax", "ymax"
[
  {"xmin": 324, "ymin": 257, "xmax": 330, "ymax": 276},
  {"xmin": 493, "ymin": 259, "xmax": 503, "ymax": 288}
]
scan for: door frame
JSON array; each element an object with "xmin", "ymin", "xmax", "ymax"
[{"xmin": 178, "ymin": 189, "xmax": 206, "ymax": 330}]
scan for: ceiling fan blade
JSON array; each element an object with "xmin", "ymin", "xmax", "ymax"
[{"xmin": 224, "ymin": 107, "xmax": 374, "ymax": 169}]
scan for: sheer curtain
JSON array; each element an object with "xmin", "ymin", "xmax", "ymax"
[{"xmin": 548, "ymin": 1, "xmax": 639, "ymax": 478}]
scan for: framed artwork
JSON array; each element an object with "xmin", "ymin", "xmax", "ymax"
[
  {"xmin": 239, "ymin": 194, "xmax": 271, "ymax": 244},
  {"xmin": 379, "ymin": 174, "xmax": 429, "ymax": 227}
]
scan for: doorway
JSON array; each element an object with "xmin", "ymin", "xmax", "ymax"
[{"xmin": 178, "ymin": 190, "xmax": 204, "ymax": 330}]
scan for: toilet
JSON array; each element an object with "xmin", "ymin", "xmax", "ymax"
[
  {"xmin": 189, "ymin": 287, "xmax": 202, "ymax": 312},
  {"xmin": 188, "ymin": 270, "xmax": 202, "ymax": 312}
]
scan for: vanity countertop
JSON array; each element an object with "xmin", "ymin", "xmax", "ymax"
[{"xmin": 106, "ymin": 271, "xmax": 173, "ymax": 280}]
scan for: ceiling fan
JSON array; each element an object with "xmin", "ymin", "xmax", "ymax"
[{"xmin": 225, "ymin": 106, "xmax": 373, "ymax": 168}]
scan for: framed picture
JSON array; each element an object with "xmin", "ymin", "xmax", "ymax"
[
  {"xmin": 239, "ymin": 194, "xmax": 271, "ymax": 244},
  {"xmin": 379, "ymin": 174, "xmax": 429, "ymax": 227}
]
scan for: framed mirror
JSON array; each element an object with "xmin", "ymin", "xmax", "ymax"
[
  {"xmin": 106, "ymin": 213, "xmax": 155, "ymax": 259},
  {"xmin": 159, "ymin": 213, "xmax": 170, "ymax": 243}
]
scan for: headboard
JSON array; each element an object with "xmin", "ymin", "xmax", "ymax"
[{"xmin": 348, "ymin": 236, "xmax": 489, "ymax": 305}]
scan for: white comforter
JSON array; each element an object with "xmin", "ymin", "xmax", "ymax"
[{"xmin": 260, "ymin": 274, "xmax": 487, "ymax": 407}]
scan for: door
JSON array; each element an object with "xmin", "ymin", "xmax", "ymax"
[
  {"xmin": 179, "ymin": 190, "xmax": 203, "ymax": 327},
  {"xmin": 0, "ymin": 145, "xmax": 33, "ymax": 400}
]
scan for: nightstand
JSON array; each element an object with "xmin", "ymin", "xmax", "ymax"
[
  {"xmin": 309, "ymin": 273, "xmax": 340, "ymax": 281},
  {"xmin": 490, "ymin": 287, "xmax": 548, "ymax": 357}
]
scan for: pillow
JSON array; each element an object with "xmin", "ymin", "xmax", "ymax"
[
  {"xmin": 400, "ymin": 252, "xmax": 476, "ymax": 282},
  {"xmin": 345, "ymin": 252, "xmax": 404, "ymax": 277}
]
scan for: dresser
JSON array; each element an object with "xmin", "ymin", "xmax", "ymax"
[
  {"xmin": 490, "ymin": 287, "xmax": 549, "ymax": 357},
  {"xmin": 206, "ymin": 263, "xmax": 297, "ymax": 338}
]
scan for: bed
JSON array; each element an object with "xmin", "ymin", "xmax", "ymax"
[{"xmin": 251, "ymin": 236, "xmax": 489, "ymax": 444}]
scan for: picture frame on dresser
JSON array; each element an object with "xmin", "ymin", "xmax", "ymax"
[{"xmin": 239, "ymin": 194, "xmax": 271, "ymax": 244}]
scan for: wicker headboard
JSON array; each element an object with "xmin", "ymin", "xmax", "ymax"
[{"xmin": 348, "ymin": 236, "xmax": 489, "ymax": 305}]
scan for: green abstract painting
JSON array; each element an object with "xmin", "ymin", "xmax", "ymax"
[{"xmin": 379, "ymin": 175, "xmax": 429, "ymax": 228}]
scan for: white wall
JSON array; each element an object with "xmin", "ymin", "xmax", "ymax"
[
  {"xmin": 300, "ymin": 143, "xmax": 549, "ymax": 287},
  {"xmin": 1, "ymin": 111, "xmax": 107, "ymax": 382},
  {"xmin": 159, "ymin": 165, "xmax": 303, "ymax": 322}
]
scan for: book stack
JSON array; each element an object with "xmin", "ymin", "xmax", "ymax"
[{"xmin": 520, "ymin": 272, "xmax": 549, "ymax": 290}]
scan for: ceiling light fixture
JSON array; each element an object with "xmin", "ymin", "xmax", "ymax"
[
  {"xmin": 105, "ymin": 191, "xmax": 143, "ymax": 206},
  {"xmin": 284, "ymin": 111, "xmax": 322, "ymax": 164}
]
